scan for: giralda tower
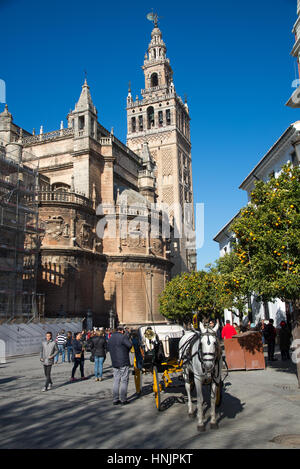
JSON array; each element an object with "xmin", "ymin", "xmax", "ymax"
[{"xmin": 126, "ymin": 14, "xmax": 196, "ymax": 275}]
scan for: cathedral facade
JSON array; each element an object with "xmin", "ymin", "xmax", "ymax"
[{"xmin": 0, "ymin": 20, "xmax": 195, "ymax": 326}]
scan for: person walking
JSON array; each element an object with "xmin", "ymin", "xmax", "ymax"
[
  {"xmin": 107, "ymin": 326, "xmax": 132, "ymax": 405},
  {"xmin": 54, "ymin": 329, "xmax": 67, "ymax": 363},
  {"xmin": 264, "ymin": 319, "xmax": 277, "ymax": 361},
  {"xmin": 40, "ymin": 331, "xmax": 58, "ymax": 391},
  {"xmin": 89, "ymin": 329, "xmax": 107, "ymax": 381},
  {"xmin": 66, "ymin": 331, "xmax": 74, "ymax": 363},
  {"xmin": 257, "ymin": 319, "xmax": 266, "ymax": 345},
  {"xmin": 70, "ymin": 332, "xmax": 87, "ymax": 381},
  {"xmin": 221, "ymin": 320, "xmax": 237, "ymax": 340},
  {"xmin": 279, "ymin": 321, "xmax": 292, "ymax": 361}
]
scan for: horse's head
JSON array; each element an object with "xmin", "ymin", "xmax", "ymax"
[{"xmin": 198, "ymin": 322, "xmax": 219, "ymax": 373}]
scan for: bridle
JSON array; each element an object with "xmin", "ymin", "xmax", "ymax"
[
  {"xmin": 198, "ymin": 329, "xmax": 218, "ymax": 375},
  {"xmin": 179, "ymin": 328, "xmax": 219, "ymax": 381}
]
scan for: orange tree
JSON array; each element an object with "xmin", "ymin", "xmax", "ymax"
[
  {"xmin": 231, "ymin": 163, "xmax": 300, "ymax": 383},
  {"xmin": 159, "ymin": 268, "xmax": 226, "ymax": 324},
  {"xmin": 215, "ymin": 251, "xmax": 252, "ymax": 323}
]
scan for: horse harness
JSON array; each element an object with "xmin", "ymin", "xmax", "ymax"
[{"xmin": 179, "ymin": 329, "xmax": 222, "ymax": 385}]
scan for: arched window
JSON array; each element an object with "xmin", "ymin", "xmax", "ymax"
[
  {"xmin": 147, "ymin": 107, "xmax": 155, "ymax": 129},
  {"xmin": 151, "ymin": 73, "xmax": 158, "ymax": 87},
  {"xmin": 131, "ymin": 116, "xmax": 136, "ymax": 133},
  {"xmin": 138, "ymin": 115, "xmax": 143, "ymax": 131}
]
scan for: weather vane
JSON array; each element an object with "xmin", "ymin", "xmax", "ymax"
[{"xmin": 146, "ymin": 10, "xmax": 160, "ymax": 27}]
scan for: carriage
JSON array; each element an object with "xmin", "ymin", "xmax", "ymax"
[{"xmin": 132, "ymin": 323, "xmax": 185, "ymax": 410}]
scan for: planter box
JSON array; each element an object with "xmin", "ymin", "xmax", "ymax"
[{"xmin": 224, "ymin": 331, "xmax": 265, "ymax": 370}]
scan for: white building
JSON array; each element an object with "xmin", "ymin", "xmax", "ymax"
[
  {"xmin": 214, "ymin": 122, "xmax": 300, "ymax": 327},
  {"xmin": 214, "ymin": 2, "xmax": 300, "ymax": 327}
]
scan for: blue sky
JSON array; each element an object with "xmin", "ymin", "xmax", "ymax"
[{"xmin": 1, "ymin": 0, "xmax": 298, "ymax": 269}]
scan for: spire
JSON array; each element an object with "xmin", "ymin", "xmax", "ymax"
[
  {"xmin": 145, "ymin": 24, "xmax": 167, "ymax": 62},
  {"xmin": 127, "ymin": 81, "xmax": 133, "ymax": 105},
  {"xmin": 141, "ymin": 142, "xmax": 155, "ymax": 171},
  {"xmin": 75, "ymin": 78, "xmax": 97, "ymax": 115},
  {"xmin": 0, "ymin": 104, "xmax": 12, "ymax": 120}
]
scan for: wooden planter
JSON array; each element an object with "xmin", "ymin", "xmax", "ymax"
[{"xmin": 223, "ymin": 331, "xmax": 266, "ymax": 370}]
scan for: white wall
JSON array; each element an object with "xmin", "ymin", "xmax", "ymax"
[{"xmin": 0, "ymin": 321, "xmax": 82, "ymax": 360}]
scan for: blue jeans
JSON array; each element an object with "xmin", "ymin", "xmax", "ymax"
[
  {"xmin": 55, "ymin": 344, "xmax": 65, "ymax": 363},
  {"xmin": 67, "ymin": 346, "xmax": 73, "ymax": 362},
  {"xmin": 94, "ymin": 356, "xmax": 105, "ymax": 378}
]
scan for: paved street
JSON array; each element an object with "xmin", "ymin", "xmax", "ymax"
[{"xmin": 0, "ymin": 347, "xmax": 300, "ymax": 450}]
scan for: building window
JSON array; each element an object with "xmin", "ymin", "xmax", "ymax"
[
  {"xmin": 166, "ymin": 109, "xmax": 171, "ymax": 125},
  {"xmin": 151, "ymin": 73, "xmax": 158, "ymax": 87},
  {"xmin": 79, "ymin": 116, "xmax": 85, "ymax": 130},
  {"xmin": 138, "ymin": 115, "xmax": 143, "ymax": 131},
  {"xmin": 147, "ymin": 106, "xmax": 155, "ymax": 129},
  {"xmin": 291, "ymin": 151, "xmax": 299, "ymax": 167},
  {"xmin": 131, "ymin": 117, "xmax": 136, "ymax": 133},
  {"xmin": 158, "ymin": 110, "xmax": 163, "ymax": 127}
]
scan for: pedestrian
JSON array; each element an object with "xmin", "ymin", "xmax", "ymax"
[
  {"xmin": 40, "ymin": 331, "xmax": 58, "ymax": 392},
  {"xmin": 279, "ymin": 321, "xmax": 292, "ymax": 361},
  {"xmin": 54, "ymin": 329, "xmax": 67, "ymax": 363},
  {"xmin": 70, "ymin": 332, "xmax": 87, "ymax": 381},
  {"xmin": 66, "ymin": 331, "xmax": 74, "ymax": 363},
  {"xmin": 264, "ymin": 319, "xmax": 277, "ymax": 361},
  {"xmin": 233, "ymin": 322, "xmax": 241, "ymax": 334},
  {"xmin": 221, "ymin": 320, "xmax": 237, "ymax": 340},
  {"xmin": 257, "ymin": 319, "xmax": 266, "ymax": 344},
  {"xmin": 107, "ymin": 326, "xmax": 132, "ymax": 405},
  {"xmin": 89, "ymin": 329, "xmax": 107, "ymax": 381}
]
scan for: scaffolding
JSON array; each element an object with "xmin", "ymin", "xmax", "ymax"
[{"xmin": 0, "ymin": 143, "xmax": 44, "ymax": 322}]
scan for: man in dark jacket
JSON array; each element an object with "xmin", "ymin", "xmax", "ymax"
[
  {"xmin": 264, "ymin": 319, "xmax": 277, "ymax": 361},
  {"xmin": 70, "ymin": 332, "xmax": 87, "ymax": 381},
  {"xmin": 107, "ymin": 326, "xmax": 132, "ymax": 405},
  {"xmin": 279, "ymin": 321, "xmax": 292, "ymax": 361}
]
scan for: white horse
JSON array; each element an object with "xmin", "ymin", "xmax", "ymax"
[{"xmin": 179, "ymin": 322, "xmax": 223, "ymax": 432}]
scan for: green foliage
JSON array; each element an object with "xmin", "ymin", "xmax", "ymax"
[
  {"xmin": 159, "ymin": 268, "xmax": 225, "ymax": 323},
  {"xmin": 215, "ymin": 252, "xmax": 251, "ymax": 319},
  {"xmin": 159, "ymin": 164, "xmax": 300, "ymax": 325},
  {"xmin": 231, "ymin": 163, "xmax": 300, "ymax": 303}
]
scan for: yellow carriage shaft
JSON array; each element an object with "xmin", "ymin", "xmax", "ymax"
[{"xmin": 161, "ymin": 359, "xmax": 183, "ymax": 388}]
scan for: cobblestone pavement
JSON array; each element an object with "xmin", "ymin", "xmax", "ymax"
[{"xmin": 0, "ymin": 346, "xmax": 300, "ymax": 449}]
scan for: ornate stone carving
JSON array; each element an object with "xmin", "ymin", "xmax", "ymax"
[
  {"xmin": 77, "ymin": 222, "xmax": 95, "ymax": 250},
  {"xmin": 151, "ymin": 238, "xmax": 163, "ymax": 255},
  {"xmin": 43, "ymin": 216, "xmax": 66, "ymax": 240}
]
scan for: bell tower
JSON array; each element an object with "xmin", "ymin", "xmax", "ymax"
[{"xmin": 126, "ymin": 15, "xmax": 196, "ymax": 275}]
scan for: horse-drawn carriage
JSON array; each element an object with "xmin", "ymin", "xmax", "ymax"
[
  {"xmin": 132, "ymin": 323, "xmax": 185, "ymax": 410},
  {"xmin": 132, "ymin": 321, "xmax": 227, "ymax": 430}
]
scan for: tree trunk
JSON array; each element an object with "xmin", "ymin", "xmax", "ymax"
[{"xmin": 291, "ymin": 299, "xmax": 300, "ymax": 388}]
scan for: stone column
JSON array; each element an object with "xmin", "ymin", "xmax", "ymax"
[
  {"xmin": 115, "ymin": 270, "xmax": 124, "ymax": 323},
  {"xmin": 146, "ymin": 270, "xmax": 153, "ymax": 322}
]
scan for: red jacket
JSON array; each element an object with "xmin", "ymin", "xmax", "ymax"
[{"xmin": 222, "ymin": 324, "xmax": 237, "ymax": 340}]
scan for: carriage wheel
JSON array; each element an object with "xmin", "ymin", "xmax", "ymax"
[
  {"xmin": 153, "ymin": 366, "xmax": 161, "ymax": 410},
  {"xmin": 133, "ymin": 357, "xmax": 141, "ymax": 394}
]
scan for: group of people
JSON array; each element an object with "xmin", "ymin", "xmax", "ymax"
[
  {"xmin": 40, "ymin": 326, "xmax": 133, "ymax": 405},
  {"xmin": 40, "ymin": 318, "xmax": 293, "ymax": 399},
  {"xmin": 220, "ymin": 318, "xmax": 293, "ymax": 362}
]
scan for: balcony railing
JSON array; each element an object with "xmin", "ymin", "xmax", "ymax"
[
  {"xmin": 23, "ymin": 128, "xmax": 74, "ymax": 145},
  {"xmin": 38, "ymin": 190, "xmax": 93, "ymax": 208}
]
